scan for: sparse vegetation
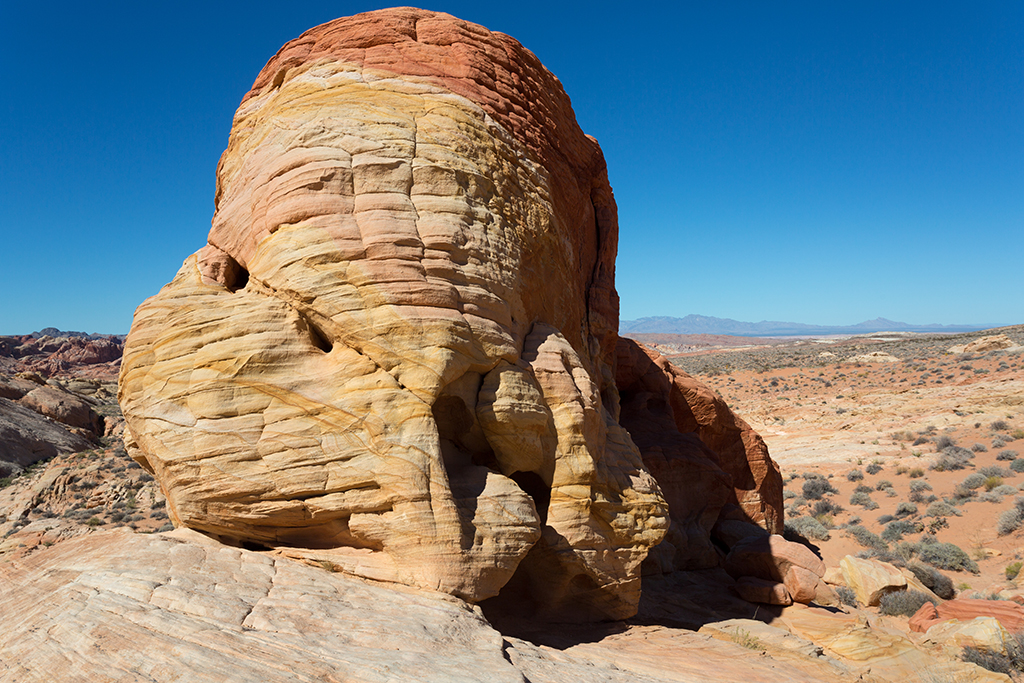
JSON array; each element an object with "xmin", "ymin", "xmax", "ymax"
[
  {"xmin": 894, "ymin": 502, "xmax": 918, "ymax": 518},
  {"xmin": 802, "ymin": 478, "xmax": 838, "ymax": 500},
  {"xmin": 915, "ymin": 537, "xmax": 979, "ymax": 573},
  {"xmin": 907, "ymin": 562, "xmax": 955, "ymax": 599},
  {"xmin": 731, "ymin": 628, "xmax": 764, "ymax": 651},
  {"xmin": 850, "ymin": 491, "xmax": 878, "ymax": 510},
  {"xmin": 878, "ymin": 589, "xmax": 937, "ymax": 617},
  {"xmin": 786, "ymin": 516, "xmax": 831, "ymax": 541},
  {"xmin": 835, "ymin": 585, "xmax": 858, "ymax": 607},
  {"xmin": 846, "ymin": 524, "xmax": 887, "ymax": 551}
]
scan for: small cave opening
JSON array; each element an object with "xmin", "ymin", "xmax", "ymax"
[
  {"xmin": 231, "ymin": 268, "xmax": 249, "ymax": 292},
  {"xmin": 241, "ymin": 540, "xmax": 273, "ymax": 552},
  {"xmin": 306, "ymin": 318, "xmax": 333, "ymax": 353},
  {"xmin": 510, "ymin": 470, "xmax": 549, "ymax": 525}
]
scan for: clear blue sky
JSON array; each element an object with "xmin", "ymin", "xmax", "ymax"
[{"xmin": 2, "ymin": 2, "xmax": 1021, "ymax": 334}]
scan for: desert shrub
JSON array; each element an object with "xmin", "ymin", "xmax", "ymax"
[
  {"xmin": 876, "ymin": 480, "xmax": 894, "ymax": 492},
  {"xmin": 894, "ymin": 502, "xmax": 918, "ymax": 518},
  {"xmin": 981, "ymin": 465, "xmax": 1014, "ymax": 478},
  {"xmin": 995, "ymin": 485, "xmax": 1019, "ymax": 496},
  {"xmin": 850, "ymin": 491, "xmax": 878, "ymax": 509},
  {"xmin": 847, "ymin": 524, "xmax": 887, "ymax": 551},
  {"xmin": 835, "ymin": 585, "xmax": 858, "ymax": 607},
  {"xmin": 979, "ymin": 491, "xmax": 1003, "ymax": 503},
  {"xmin": 847, "ymin": 469, "xmax": 864, "ymax": 482},
  {"xmin": 1014, "ymin": 429, "xmax": 1024, "ymax": 440},
  {"xmin": 783, "ymin": 489, "xmax": 796, "ymax": 499},
  {"xmin": 907, "ymin": 562, "xmax": 956, "ymax": 599},
  {"xmin": 802, "ymin": 478, "xmax": 838, "ymax": 500},
  {"xmin": 157, "ymin": 522, "xmax": 174, "ymax": 532},
  {"xmin": 999, "ymin": 507, "xmax": 1024, "ymax": 535},
  {"xmin": 961, "ymin": 473, "xmax": 987, "ymax": 490},
  {"xmin": 994, "ymin": 436, "xmax": 1009, "ymax": 448},
  {"xmin": 877, "ymin": 514, "xmax": 895, "ymax": 524},
  {"xmin": 916, "ymin": 539, "xmax": 979, "ymax": 573},
  {"xmin": 1007, "ymin": 561, "xmax": 1023, "ymax": 581},
  {"xmin": 998, "ymin": 449, "xmax": 1020, "ymax": 461},
  {"xmin": 933, "ymin": 446, "xmax": 975, "ymax": 472},
  {"xmin": 972, "ymin": 442, "xmax": 989, "ymax": 453},
  {"xmin": 854, "ymin": 484, "xmax": 874, "ymax": 494},
  {"xmin": 1012, "ymin": 459, "xmax": 1024, "ymax": 473},
  {"xmin": 912, "ymin": 436, "xmax": 929, "ymax": 446},
  {"xmin": 865, "ymin": 463, "xmax": 883, "ymax": 475},
  {"xmin": 908, "ymin": 490, "xmax": 927, "ymax": 503},
  {"xmin": 952, "ymin": 484, "xmax": 977, "ymax": 501},
  {"xmin": 908, "ymin": 468, "xmax": 924, "ymax": 478},
  {"xmin": 786, "ymin": 516, "xmax": 830, "ymax": 541},
  {"xmin": 813, "ymin": 499, "xmax": 844, "ymax": 517},
  {"xmin": 985, "ymin": 476, "xmax": 1005, "ymax": 492},
  {"xmin": 992, "ymin": 420, "xmax": 1011, "ymax": 431},
  {"xmin": 878, "ymin": 589, "xmax": 937, "ymax": 617},
  {"xmin": 934, "ymin": 435, "xmax": 956, "ymax": 450},
  {"xmin": 962, "ymin": 647, "xmax": 1014, "ymax": 675},
  {"xmin": 910, "ymin": 480, "xmax": 933, "ymax": 493},
  {"xmin": 926, "ymin": 501, "xmax": 961, "ymax": 517},
  {"xmin": 882, "ymin": 519, "xmax": 922, "ymax": 543}
]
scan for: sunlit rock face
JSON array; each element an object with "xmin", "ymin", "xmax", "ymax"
[{"xmin": 119, "ymin": 8, "xmax": 669, "ymax": 619}]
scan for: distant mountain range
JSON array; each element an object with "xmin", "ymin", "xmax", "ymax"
[
  {"xmin": 27, "ymin": 328, "xmax": 124, "ymax": 341},
  {"xmin": 619, "ymin": 315, "xmax": 996, "ymax": 337}
]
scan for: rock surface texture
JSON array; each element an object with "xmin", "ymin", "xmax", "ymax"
[
  {"xmin": 117, "ymin": 8, "xmax": 780, "ymax": 621},
  {"xmin": 1, "ymin": 531, "xmax": 1007, "ymax": 683}
]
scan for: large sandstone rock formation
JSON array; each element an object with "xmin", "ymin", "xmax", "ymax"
[{"xmin": 118, "ymin": 8, "xmax": 781, "ymax": 620}]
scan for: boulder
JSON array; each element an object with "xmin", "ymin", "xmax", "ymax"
[
  {"xmin": 921, "ymin": 617, "xmax": 1015, "ymax": 656},
  {"xmin": 735, "ymin": 576, "xmax": 792, "ymax": 605},
  {"xmin": 0, "ymin": 374, "xmax": 39, "ymax": 400},
  {"xmin": 948, "ymin": 334, "xmax": 1017, "ymax": 354},
  {"xmin": 839, "ymin": 555, "xmax": 906, "ymax": 607},
  {"xmin": 910, "ymin": 598, "xmax": 1024, "ymax": 633},
  {"xmin": 0, "ymin": 397, "xmax": 91, "ymax": 472},
  {"xmin": 778, "ymin": 606, "xmax": 1010, "ymax": 683},
  {"xmin": 785, "ymin": 565, "xmax": 823, "ymax": 604},
  {"xmin": 19, "ymin": 385, "xmax": 103, "ymax": 435},
  {"xmin": 725, "ymin": 534, "xmax": 825, "ymax": 585},
  {"xmin": 117, "ymin": 7, "xmax": 717, "ymax": 622},
  {"xmin": 822, "ymin": 566, "xmax": 846, "ymax": 586},
  {"xmin": 117, "ymin": 7, "xmax": 784, "ymax": 623}
]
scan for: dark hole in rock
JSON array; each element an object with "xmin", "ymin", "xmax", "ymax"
[
  {"xmin": 241, "ymin": 540, "xmax": 272, "ymax": 552},
  {"xmin": 510, "ymin": 470, "xmax": 549, "ymax": 525},
  {"xmin": 306, "ymin": 317, "xmax": 332, "ymax": 353},
  {"xmin": 232, "ymin": 269, "xmax": 249, "ymax": 292}
]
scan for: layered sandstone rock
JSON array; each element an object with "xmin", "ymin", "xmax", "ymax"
[
  {"xmin": 948, "ymin": 334, "xmax": 1018, "ymax": 355},
  {"xmin": 840, "ymin": 556, "xmax": 908, "ymax": 607},
  {"xmin": 119, "ymin": 8, "xmax": 666, "ymax": 619},
  {"xmin": 910, "ymin": 598, "xmax": 1024, "ymax": 633},
  {"xmin": 118, "ymin": 8, "xmax": 781, "ymax": 620}
]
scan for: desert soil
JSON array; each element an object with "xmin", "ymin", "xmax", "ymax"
[{"xmin": 663, "ymin": 324, "xmax": 1024, "ymax": 595}]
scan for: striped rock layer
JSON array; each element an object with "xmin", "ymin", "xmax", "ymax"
[{"xmin": 119, "ymin": 8, "xmax": 781, "ymax": 620}]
